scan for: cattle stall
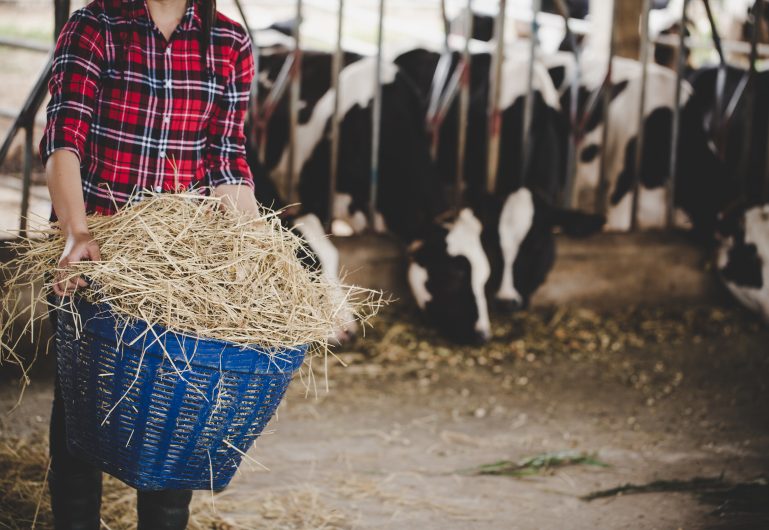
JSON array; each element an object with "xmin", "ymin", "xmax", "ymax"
[{"xmin": 0, "ymin": 1, "xmax": 768, "ymax": 529}]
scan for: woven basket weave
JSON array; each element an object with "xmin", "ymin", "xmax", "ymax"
[{"xmin": 55, "ymin": 297, "xmax": 306, "ymax": 490}]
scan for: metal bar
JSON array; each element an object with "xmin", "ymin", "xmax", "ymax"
[
  {"xmin": 553, "ymin": 0, "xmax": 580, "ymax": 208},
  {"xmin": 440, "ymin": 0, "xmax": 450, "ymax": 50},
  {"xmin": 486, "ymin": 0, "xmax": 507, "ymax": 194},
  {"xmin": 521, "ymin": 0, "xmax": 541, "ymax": 188},
  {"xmin": 630, "ymin": 0, "xmax": 652, "ymax": 231},
  {"xmin": 369, "ymin": 0, "xmax": 385, "ymax": 227},
  {"xmin": 701, "ymin": 0, "xmax": 725, "ymax": 64},
  {"xmin": 328, "ymin": 0, "xmax": 345, "ymax": 231},
  {"xmin": 595, "ymin": 0, "xmax": 617, "ymax": 216},
  {"xmin": 0, "ymin": 37, "xmax": 51, "ymax": 54},
  {"xmin": 427, "ymin": 52, "xmax": 453, "ymax": 158},
  {"xmin": 0, "ymin": 53, "xmax": 53, "ymax": 169},
  {"xmin": 19, "ymin": 125, "xmax": 33, "ymax": 238},
  {"xmin": 455, "ymin": 0, "xmax": 474, "ymax": 211},
  {"xmin": 652, "ymin": 33, "xmax": 769, "ymax": 58},
  {"xmin": 702, "ymin": 0, "xmax": 727, "ymax": 143},
  {"xmin": 286, "ymin": 0, "xmax": 303, "ymax": 203},
  {"xmin": 54, "ymin": 0, "xmax": 71, "ymax": 39},
  {"xmin": 666, "ymin": 0, "xmax": 689, "ymax": 228},
  {"xmin": 257, "ymin": 53, "xmax": 295, "ymax": 163},
  {"xmin": 233, "ymin": 0, "xmax": 261, "ymax": 152}
]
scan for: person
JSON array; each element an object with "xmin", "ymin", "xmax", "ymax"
[{"xmin": 40, "ymin": 0, "xmax": 259, "ymax": 527}]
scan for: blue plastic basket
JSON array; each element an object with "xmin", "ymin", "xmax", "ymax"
[{"xmin": 55, "ymin": 297, "xmax": 306, "ymax": 491}]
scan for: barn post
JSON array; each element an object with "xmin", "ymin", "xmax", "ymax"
[
  {"xmin": 595, "ymin": 0, "xmax": 617, "ymax": 216},
  {"xmin": 486, "ymin": 0, "xmax": 507, "ymax": 194},
  {"xmin": 521, "ymin": 0, "xmax": 541, "ymax": 188},
  {"xmin": 286, "ymin": 0, "xmax": 303, "ymax": 203},
  {"xmin": 553, "ymin": 0, "xmax": 581, "ymax": 209},
  {"xmin": 455, "ymin": 0, "xmax": 474, "ymax": 210},
  {"xmin": 54, "ymin": 0, "xmax": 70, "ymax": 39},
  {"xmin": 18, "ymin": 0, "xmax": 70, "ymax": 237},
  {"xmin": 328, "ymin": 0, "xmax": 345, "ymax": 231},
  {"xmin": 233, "ymin": 0, "xmax": 260, "ymax": 153},
  {"xmin": 369, "ymin": 0, "xmax": 385, "ymax": 228},
  {"xmin": 666, "ymin": 0, "xmax": 690, "ymax": 228},
  {"xmin": 629, "ymin": 0, "xmax": 652, "ymax": 232}
]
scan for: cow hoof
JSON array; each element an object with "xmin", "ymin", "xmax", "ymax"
[
  {"xmin": 495, "ymin": 298, "xmax": 523, "ymax": 313},
  {"xmin": 473, "ymin": 328, "xmax": 491, "ymax": 344}
]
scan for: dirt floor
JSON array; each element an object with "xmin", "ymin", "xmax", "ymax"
[{"xmin": 1, "ymin": 301, "xmax": 768, "ymax": 529}]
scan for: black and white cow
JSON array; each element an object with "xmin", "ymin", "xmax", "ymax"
[
  {"xmin": 396, "ymin": 48, "xmax": 603, "ymax": 343},
  {"xmin": 716, "ymin": 203, "xmax": 769, "ymax": 324},
  {"xmin": 246, "ymin": 50, "xmax": 448, "ymax": 340},
  {"xmin": 543, "ymin": 52, "xmax": 692, "ymax": 230},
  {"xmin": 408, "ymin": 189, "xmax": 604, "ymax": 343}
]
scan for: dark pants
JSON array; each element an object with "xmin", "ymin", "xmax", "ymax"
[{"xmin": 48, "ymin": 305, "xmax": 193, "ymax": 530}]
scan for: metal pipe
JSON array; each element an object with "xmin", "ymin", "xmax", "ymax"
[
  {"xmin": 257, "ymin": 53, "xmax": 295, "ymax": 163},
  {"xmin": 286, "ymin": 0, "xmax": 303, "ymax": 203},
  {"xmin": 328, "ymin": 0, "xmax": 345, "ymax": 231},
  {"xmin": 0, "ymin": 53, "xmax": 53, "ymax": 169},
  {"xmin": 553, "ymin": 0, "xmax": 580, "ymax": 208},
  {"xmin": 630, "ymin": 0, "xmax": 652, "ymax": 231},
  {"xmin": 54, "ymin": 0, "xmax": 71, "ymax": 39},
  {"xmin": 427, "ymin": 52, "xmax": 453, "ymax": 158},
  {"xmin": 0, "ymin": 36, "xmax": 51, "ymax": 54},
  {"xmin": 455, "ymin": 0, "xmax": 474, "ymax": 211},
  {"xmin": 666, "ymin": 0, "xmax": 690, "ymax": 228},
  {"xmin": 233, "ymin": 0, "xmax": 260, "ymax": 153},
  {"xmin": 19, "ymin": 125, "xmax": 33, "ymax": 238},
  {"xmin": 486, "ymin": 0, "xmax": 507, "ymax": 194},
  {"xmin": 595, "ymin": 0, "xmax": 617, "ymax": 216},
  {"xmin": 369, "ymin": 0, "xmax": 385, "ymax": 228},
  {"xmin": 521, "ymin": 0, "xmax": 541, "ymax": 188},
  {"xmin": 440, "ymin": 0, "xmax": 450, "ymax": 50},
  {"xmin": 702, "ymin": 0, "xmax": 727, "ymax": 144}
]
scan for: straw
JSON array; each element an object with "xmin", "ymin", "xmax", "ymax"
[{"xmin": 0, "ymin": 191, "xmax": 383, "ymax": 372}]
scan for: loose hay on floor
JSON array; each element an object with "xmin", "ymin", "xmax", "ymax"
[
  {"xmin": 0, "ymin": 436, "xmax": 350, "ymax": 530},
  {"xmin": 0, "ymin": 192, "xmax": 382, "ymax": 374}
]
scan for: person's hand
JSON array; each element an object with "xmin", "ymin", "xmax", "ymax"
[{"xmin": 54, "ymin": 231, "xmax": 101, "ymax": 296}]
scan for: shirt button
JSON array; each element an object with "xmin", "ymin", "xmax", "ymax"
[
  {"xmin": 159, "ymin": 150, "xmax": 166, "ymax": 158},
  {"xmin": 164, "ymin": 80, "xmax": 172, "ymax": 88},
  {"xmin": 163, "ymin": 115, "xmax": 171, "ymax": 124},
  {"xmin": 154, "ymin": 185, "xmax": 162, "ymax": 193},
  {"xmin": 165, "ymin": 46, "xmax": 172, "ymax": 55}
]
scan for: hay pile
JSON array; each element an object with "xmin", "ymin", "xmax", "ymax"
[
  {"xmin": 0, "ymin": 191, "xmax": 381, "ymax": 370},
  {"xmin": 0, "ymin": 436, "xmax": 350, "ymax": 529}
]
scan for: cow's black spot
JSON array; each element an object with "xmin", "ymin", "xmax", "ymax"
[
  {"xmin": 722, "ymin": 242, "xmax": 764, "ymax": 289},
  {"xmin": 548, "ymin": 66, "xmax": 566, "ymax": 90},
  {"xmin": 580, "ymin": 143, "xmax": 600, "ymax": 163},
  {"xmin": 611, "ymin": 80, "xmax": 629, "ymax": 101},
  {"xmin": 611, "ymin": 107, "xmax": 673, "ymax": 204}
]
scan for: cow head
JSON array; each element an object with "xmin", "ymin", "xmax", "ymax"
[
  {"xmin": 716, "ymin": 203, "xmax": 769, "ymax": 323},
  {"xmin": 407, "ymin": 188, "xmax": 605, "ymax": 344},
  {"xmin": 407, "ymin": 209, "xmax": 492, "ymax": 344}
]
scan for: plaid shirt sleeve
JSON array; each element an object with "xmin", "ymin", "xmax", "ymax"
[
  {"xmin": 205, "ymin": 31, "xmax": 255, "ymax": 189},
  {"xmin": 40, "ymin": 8, "xmax": 104, "ymax": 166}
]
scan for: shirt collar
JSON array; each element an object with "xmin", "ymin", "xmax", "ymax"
[{"xmin": 127, "ymin": 0, "xmax": 201, "ymax": 32}]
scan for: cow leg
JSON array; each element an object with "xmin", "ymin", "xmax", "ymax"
[
  {"xmin": 293, "ymin": 213, "xmax": 358, "ymax": 343},
  {"xmin": 496, "ymin": 189, "xmax": 535, "ymax": 311}
]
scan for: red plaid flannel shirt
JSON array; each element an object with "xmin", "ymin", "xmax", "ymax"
[{"xmin": 40, "ymin": 0, "xmax": 255, "ymax": 216}]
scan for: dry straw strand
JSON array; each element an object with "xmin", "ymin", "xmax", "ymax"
[{"xmin": 0, "ymin": 191, "xmax": 383, "ymax": 374}]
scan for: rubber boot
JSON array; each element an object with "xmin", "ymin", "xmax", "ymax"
[{"xmin": 137, "ymin": 489, "xmax": 193, "ymax": 530}]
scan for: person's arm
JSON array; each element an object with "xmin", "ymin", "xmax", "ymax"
[
  {"xmin": 206, "ymin": 28, "xmax": 259, "ymax": 215},
  {"xmin": 46, "ymin": 151, "xmax": 101, "ymax": 295},
  {"xmin": 40, "ymin": 8, "xmax": 104, "ymax": 295}
]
